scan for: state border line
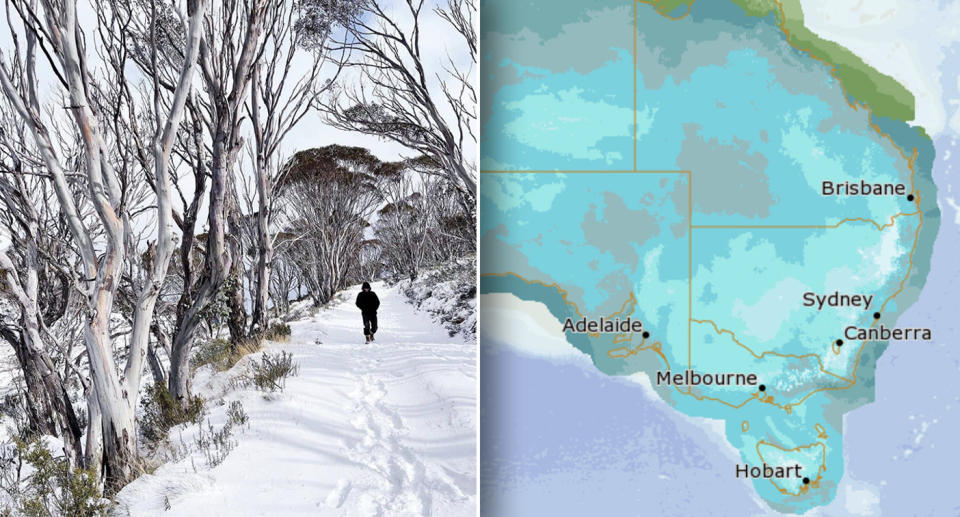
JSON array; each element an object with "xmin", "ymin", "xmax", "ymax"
[
  {"xmin": 479, "ymin": 0, "xmax": 925, "ymax": 446},
  {"xmin": 481, "ymin": 169, "xmax": 693, "ymax": 389},
  {"xmin": 478, "ymin": 0, "xmax": 928, "ymax": 499},
  {"xmin": 481, "ymin": 165, "xmax": 923, "ymax": 414},
  {"xmin": 633, "ymin": 0, "xmax": 638, "ymax": 171}
]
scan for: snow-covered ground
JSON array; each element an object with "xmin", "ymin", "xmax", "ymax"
[
  {"xmin": 114, "ymin": 282, "xmax": 477, "ymax": 516},
  {"xmin": 398, "ymin": 257, "xmax": 477, "ymax": 340}
]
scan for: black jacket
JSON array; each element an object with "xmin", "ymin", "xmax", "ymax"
[{"xmin": 356, "ymin": 291, "xmax": 380, "ymax": 314}]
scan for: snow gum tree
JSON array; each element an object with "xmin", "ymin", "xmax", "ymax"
[
  {"xmin": 321, "ymin": 0, "xmax": 478, "ymax": 205},
  {"xmin": 0, "ymin": 0, "xmax": 207, "ymax": 491},
  {"xmin": 278, "ymin": 145, "xmax": 389, "ymax": 305},
  {"xmin": 245, "ymin": 0, "xmax": 358, "ymax": 335}
]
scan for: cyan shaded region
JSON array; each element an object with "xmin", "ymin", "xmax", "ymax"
[{"xmin": 479, "ymin": 0, "xmax": 940, "ymax": 513}]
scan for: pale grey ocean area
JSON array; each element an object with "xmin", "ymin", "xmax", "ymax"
[
  {"xmin": 820, "ymin": 136, "xmax": 960, "ymax": 516},
  {"xmin": 480, "ymin": 341, "xmax": 774, "ymax": 516},
  {"xmin": 822, "ymin": 46, "xmax": 960, "ymax": 515}
]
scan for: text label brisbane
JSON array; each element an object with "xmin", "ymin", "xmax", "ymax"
[{"xmin": 821, "ymin": 180, "xmax": 906, "ymax": 196}]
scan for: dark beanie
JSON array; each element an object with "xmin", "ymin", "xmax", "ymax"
[{"xmin": 362, "ymin": 282, "xmax": 371, "ymax": 290}]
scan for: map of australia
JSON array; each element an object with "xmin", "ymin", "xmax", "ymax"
[{"xmin": 480, "ymin": 0, "xmax": 940, "ymax": 513}]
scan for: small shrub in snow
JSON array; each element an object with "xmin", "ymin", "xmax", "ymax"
[
  {"xmin": 229, "ymin": 338, "xmax": 264, "ymax": 367},
  {"xmin": 192, "ymin": 338, "xmax": 232, "ymax": 371},
  {"xmin": 193, "ymin": 419, "xmax": 236, "ymax": 468},
  {"xmin": 1, "ymin": 437, "xmax": 110, "ymax": 516},
  {"xmin": 140, "ymin": 383, "xmax": 206, "ymax": 445},
  {"xmin": 193, "ymin": 401, "xmax": 248, "ymax": 469},
  {"xmin": 193, "ymin": 337, "xmax": 262, "ymax": 372},
  {"xmin": 249, "ymin": 352, "xmax": 299, "ymax": 393},
  {"xmin": 262, "ymin": 322, "xmax": 291, "ymax": 342},
  {"xmin": 225, "ymin": 401, "xmax": 249, "ymax": 428}
]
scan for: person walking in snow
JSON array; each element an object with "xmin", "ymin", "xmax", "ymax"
[{"xmin": 356, "ymin": 282, "xmax": 380, "ymax": 343}]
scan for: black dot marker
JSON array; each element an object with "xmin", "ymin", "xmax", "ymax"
[
  {"xmin": 758, "ymin": 385, "xmax": 766, "ymax": 392},
  {"xmin": 803, "ymin": 477, "xmax": 810, "ymax": 485},
  {"xmin": 835, "ymin": 339, "xmax": 843, "ymax": 347},
  {"xmin": 642, "ymin": 331, "xmax": 650, "ymax": 339},
  {"xmin": 907, "ymin": 194, "xmax": 915, "ymax": 202},
  {"xmin": 873, "ymin": 312, "xmax": 881, "ymax": 320}
]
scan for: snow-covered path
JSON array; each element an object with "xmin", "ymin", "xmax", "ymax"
[{"xmin": 116, "ymin": 283, "xmax": 477, "ymax": 516}]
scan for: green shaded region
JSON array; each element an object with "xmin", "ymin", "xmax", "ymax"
[
  {"xmin": 730, "ymin": 0, "xmax": 778, "ymax": 17},
  {"xmin": 641, "ymin": 0, "xmax": 916, "ymax": 121},
  {"xmin": 642, "ymin": 0, "xmax": 692, "ymax": 18},
  {"xmin": 775, "ymin": 0, "xmax": 915, "ymax": 122}
]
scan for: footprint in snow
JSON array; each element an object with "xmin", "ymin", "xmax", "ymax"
[{"xmin": 323, "ymin": 479, "xmax": 352, "ymax": 509}]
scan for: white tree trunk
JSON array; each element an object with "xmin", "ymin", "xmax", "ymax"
[{"xmin": 0, "ymin": 0, "xmax": 208, "ymax": 490}]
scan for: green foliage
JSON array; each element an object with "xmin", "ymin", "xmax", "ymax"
[
  {"xmin": 192, "ymin": 338, "xmax": 233, "ymax": 371},
  {"xmin": 193, "ymin": 337, "xmax": 262, "ymax": 373},
  {"xmin": 292, "ymin": 0, "xmax": 364, "ymax": 51},
  {"xmin": 140, "ymin": 383, "xmax": 206, "ymax": 445},
  {"xmin": 197, "ymin": 274, "xmax": 241, "ymax": 330},
  {"xmin": 4, "ymin": 438, "xmax": 110, "ymax": 517},
  {"xmin": 248, "ymin": 352, "xmax": 300, "ymax": 393},
  {"xmin": 262, "ymin": 322, "xmax": 292, "ymax": 342}
]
